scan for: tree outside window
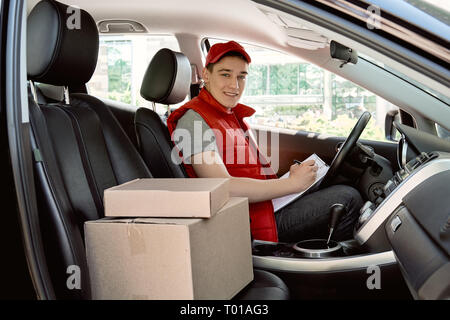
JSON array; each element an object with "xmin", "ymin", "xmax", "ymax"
[{"xmin": 242, "ymin": 50, "xmax": 389, "ymax": 141}]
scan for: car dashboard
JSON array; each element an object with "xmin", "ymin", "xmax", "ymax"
[
  {"xmin": 353, "ymin": 122, "xmax": 450, "ymax": 299},
  {"xmin": 385, "ymin": 163, "xmax": 450, "ymax": 299}
]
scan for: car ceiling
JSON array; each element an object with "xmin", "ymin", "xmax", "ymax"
[
  {"xmin": 28, "ymin": 0, "xmax": 283, "ymax": 44},
  {"xmin": 26, "ymin": 0, "xmax": 330, "ymax": 62}
]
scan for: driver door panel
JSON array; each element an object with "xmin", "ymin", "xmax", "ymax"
[{"xmin": 253, "ymin": 127, "xmax": 398, "ymax": 176}]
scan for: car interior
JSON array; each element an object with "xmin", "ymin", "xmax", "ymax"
[{"xmin": 4, "ymin": 0, "xmax": 448, "ymax": 299}]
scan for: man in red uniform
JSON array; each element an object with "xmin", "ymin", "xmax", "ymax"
[{"xmin": 167, "ymin": 41, "xmax": 363, "ymax": 242}]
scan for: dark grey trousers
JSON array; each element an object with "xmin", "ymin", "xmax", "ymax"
[{"xmin": 275, "ymin": 185, "xmax": 364, "ymax": 243}]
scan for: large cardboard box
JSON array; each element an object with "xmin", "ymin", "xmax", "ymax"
[
  {"xmin": 104, "ymin": 178, "xmax": 229, "ymax": 218},
  {"xmin": 85, "ymin": 197, "xmax": 253, "ymax": 300}
]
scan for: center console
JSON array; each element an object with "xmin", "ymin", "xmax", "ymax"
[{"xmin": 354, "ymin": 151, "xmax": 450, "ymax": 251}]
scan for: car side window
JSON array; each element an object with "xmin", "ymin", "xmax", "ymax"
[
  {"xmin": 87, "ymin": 35, "xmax": 186, "ymax": 116},
  {"xmin": 207, "ymin": 39, "xmax": 398, "ymax": 142}
]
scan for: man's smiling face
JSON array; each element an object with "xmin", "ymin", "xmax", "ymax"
[{"xmin": 203, "ymin": 56, "xmax": 249, "ymax": 109}]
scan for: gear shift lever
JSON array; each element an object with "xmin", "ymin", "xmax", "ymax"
[{"xmin": 327, "ymin": 204, "xmax": 346, "ymax": 245}]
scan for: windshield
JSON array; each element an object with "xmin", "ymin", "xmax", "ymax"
[
  {"xmin": 404, "ymin": 0, "xmax": 450, "ymax": 25},
  {"xmin": 359, "ymin": 53, "xmax": 450, "ymax": 106}
]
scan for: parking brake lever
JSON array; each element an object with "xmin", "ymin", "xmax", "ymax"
[{"xmin": 327, "ymin": 204, "xmax": 346, "ymax": 245}]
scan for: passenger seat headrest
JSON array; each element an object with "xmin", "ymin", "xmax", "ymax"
[
  {"xmin": 140, "ymin": 48, "xmax": 192, "ymax": 105},
  {"xmin": 27, "ymin": 0, "xmax": 99, "ymax": 86}
]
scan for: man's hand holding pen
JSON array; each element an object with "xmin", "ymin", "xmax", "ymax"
[{"xmin": 288, "ymin": 159, "xmax": 318, "ymax": 192}]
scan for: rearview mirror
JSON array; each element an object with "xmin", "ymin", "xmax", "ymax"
[{"xmin": 330, "ymin": 41, "xmax": 358, "ymax": 67}]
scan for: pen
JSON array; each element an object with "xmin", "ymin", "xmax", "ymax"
[{"xmin": 294, "ymin": 160, "xmax": 302, "ymax": 165}]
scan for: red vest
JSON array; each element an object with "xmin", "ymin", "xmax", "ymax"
[{"xmin": 167, "ymin": 88, "xmax": 279, "ymax": 242}]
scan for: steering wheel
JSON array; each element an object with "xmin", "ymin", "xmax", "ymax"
[{"xmin": 320, "ymin": 111, "xmax": 371, "ymax": 188}]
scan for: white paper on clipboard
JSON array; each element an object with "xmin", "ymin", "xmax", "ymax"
[{"xmin": 272, "ymin": 153, "xmax": 329, "ymax": 212}]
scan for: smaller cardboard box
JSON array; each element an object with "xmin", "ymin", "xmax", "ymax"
[
  {"xmin": 104, "ymin": 178, "xmax": 229, "ymax": 218},
  {"xmin": 85, "ymin": 197, "xmax": 253, "ymax": 300}
]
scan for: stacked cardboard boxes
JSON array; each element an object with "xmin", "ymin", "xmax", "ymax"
[{"xmin": 85, "ymin": 178, "xmax": 254, "ymax": 299}]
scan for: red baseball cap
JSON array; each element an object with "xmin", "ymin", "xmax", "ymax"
[{"xmin": 205, "ymin": 41, "xmax": 251, "ymax": 66}]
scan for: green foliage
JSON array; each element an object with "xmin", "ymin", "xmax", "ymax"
[
  {"xmin": 267, "ymin": 105, "xmax": 321, "ymax": 116},
  {"xmin": 256, "ymin": 105, "xmax": 385, "ymax": 141},
  {"xmin": 246, "ymin": 63, "xmax": 324, "ymax": 96},
  {"xmin": 247, "ymin": 65, "xmax": 267, "ymax": 96},
  {"xmin": 246, "ymin": 61, "xmax": 387, "ymax": 141},
  {"xmin": 299, "ymin": 64, "xmax": 323, "ymax": 95},
  {"xmin": 332, "ymin": 74, "xmax": 377, "ymax": 115},
  {"xmin": 106, "ymin": 44, "xmax": 132, "ymax": 104},
  {"xmin": 108, "ymin": 90, "xmax": 132, "ymax": 104},
  {"xmin": 284, "ymin": 112, "xmax": 385, "ymax": 141},
  {"xmin": 269, "ymin": 64, "xmax": 299, "ymax": 95}
]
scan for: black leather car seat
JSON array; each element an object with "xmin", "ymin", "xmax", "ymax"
[
  {"xmin": 27, "ymin": 0, "xmax": 289, "ymax": 300},
  {"xmin": 27, "ymin": 0, "xmax": 152, "ymax": 299},
  {"xmin": 135, "ymin": 48, "xmax": 190, "ymax": 178}
]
